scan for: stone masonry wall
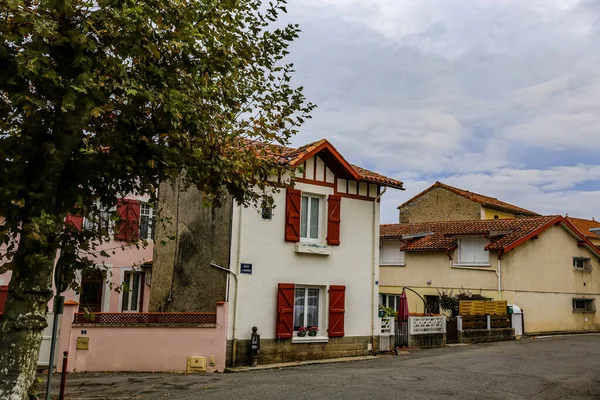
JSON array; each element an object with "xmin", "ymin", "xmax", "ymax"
[
  {"xmin": 399, "ymin": 187, "xmax": 481, "ymax": 224},
  {"xmin": 227, "ymin": 336, "xmax": 374, "ymax": 367},
  {"xmin": 458, "ymin": 328, "xmax": 515, "ymax": 344},
  {"xmin": 407, "ymin": 333, "xmax": 446, "ymax": 349},
  {"xmin": 149, "ymin": 179, "xmax": 232, "ymax": 313}
]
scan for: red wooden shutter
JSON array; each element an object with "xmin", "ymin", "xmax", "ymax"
[
  {"xmin": 285, "ymin": 188, "xmax": 301, "ymax": 242},
  {"xmin": 65, "ymin": 214, "xmax": 84, "ymax": 230},
  {"xmin": 327, "ymin": 195, "xmax": 341, "ymax": 245},
  {"xmin": 276, "ymin": 283, "xmax": 295, "ymax": 339},
  {"xmin": 114, "ymin": 198, "xmax": 141, "ymax": 241},
  {"xmin": 0, "ymin": 285, "xmax": 8, "ymax": 314},
  {"xmin": 328, "ymin": 285, "xmax": 346, "ymax": 337}
]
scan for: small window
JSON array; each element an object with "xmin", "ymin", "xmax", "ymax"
[
  {"xmin": 293, "ymin": 287, "xmax": 321, "ymax": 332},
  {"xmin": 572, "ymin": 298, "xmax": 595, "ymax": 313},
  {"xmin": 300, "ymin": 195, "xmax": 321, "ymax": 241},
  {"xmin": 380, "ymin": 240, "xmax": 405, "ymax": 265},
  {"xmin": 121, "ymin": 271, "xmax": 143, "ymax": 312},
  {"xmin": 140, "ymin": 203, "xmax": 156, "ymax": 240},
  {"xmin": 261, "ymin": 196, "xmax": 273, "ymax": 220},
  {"xmin": 379, "ymin": 294, "xmax": 400, "ymax": 310},
  {"xmin": 458, "ymin": 237, "xmax": 490, "ymax": 265},
  {"xmin": 573, "ymin": 258, "xmax": 592, "ymax": 271}
]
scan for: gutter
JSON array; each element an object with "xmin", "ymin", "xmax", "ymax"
[{"xmin": 371, "ymin": 186, "xmax": 386, "ymax": 353}]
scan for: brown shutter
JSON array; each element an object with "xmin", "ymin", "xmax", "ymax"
[
  {"xmin": 328, "ymin": 285, "xmax": 346, "ymax": 337},
  {"xmin": 65, "ymin": 214, "xmax": 84, "ymax": 230},
  {"xmin": 0, "ymin": 285, "xmax": 8, "ymax": 314},
  {"xmin": 114, "ymin": 198, "xmax": 141, "ymax": 241},
  {"xmin": 327, "ymin": 195, "xmax": 341, "ymax": 245},
  {"xmin": 276, "ymin": 283, "xmax": 295, "ymax": 339},
  {"xmin": 285, "ymin": 188, "xmax": 301, "ymax": 242}
]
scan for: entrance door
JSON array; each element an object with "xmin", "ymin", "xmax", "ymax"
[
  {"xmin": 37, "ymin": 312, "xmax": 59, "ymax": 367},
  {"xmin": 446, "ymin": 318, "xmax": 458, "ymax": 344}
]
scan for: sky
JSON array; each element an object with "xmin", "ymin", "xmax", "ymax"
[{"xmin": 278, "ymin": 0, "xmax": 600, "ymax": 224}]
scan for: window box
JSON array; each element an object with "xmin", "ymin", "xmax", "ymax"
[
  {"xmin": 292, "ymin": 336, "xmax": 329, "ymax": 344},
  {"xmin": 294, "ymin": 242, "xmax": 333, "ymax": 255}
]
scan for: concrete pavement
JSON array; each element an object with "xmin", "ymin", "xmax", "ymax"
[{"xmin": 43, "ymin": 333, "xmax": 600, "ymax": 399}]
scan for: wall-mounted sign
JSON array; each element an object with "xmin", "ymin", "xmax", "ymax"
[
  {"xmin": 240, "ymin": 263, "xmax": 253, "ymax": 274},
  {"xmin": 76, "ymin": 337, "xmax": 89, "ymax": 350}
]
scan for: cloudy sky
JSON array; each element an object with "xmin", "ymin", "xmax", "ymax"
[{"xmin": 279, "ymin": 0, "xmax": 600, "ymax": 223}]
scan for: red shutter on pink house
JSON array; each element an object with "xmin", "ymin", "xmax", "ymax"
[
  {"xmin": 114, "ymin": 198, "xmax": 140, "ymax": 241},
  {"xmin": 65, "ymin": 214, "xmax": 84, "ymax": 230},
  {"xmin": 328, "ymin": 285, "xmax": 345, "ymax": 337},
  {"xmin": 285, "ymin": 188, "xmax": 301, "ymax": 242},
  {"xmin": 327, "ymin": 195, "xmax": 341, "ymax": 245},
  {"xmin": 276, "ymin": 283, "xmax": 295, "ymax": 339}
]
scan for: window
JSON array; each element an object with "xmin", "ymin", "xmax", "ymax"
[
  {"xmin": 139, "ymin": 203, "xmax": 156, "ymax": 240},
  {"xmin": 573, "ymin": 258, "xmax": 592, "ymax": 271},
  {"xmin": 293, "ymin": 287, "xmax": 321, "ymax": 332},
  {"xmin": 572, "ymin": 298, "xmax": 595, "ymax": 313},
  {"xmin": 458, "ymin": 237, "xmax": 490, "ymax": 265},
  {"xmin": 83, "ymin": 205, "xmax": 110, "ymax": 232},
  {"xmin": 379, "ymin": 294, "xmax": 400, "ymax": 310},
  {"xmin": 425, "ymin": 295, "xmax": 440, "ymax": 314},
  {"xmin": 79, "ymin": 271, "xmax": 104, "ymax": 313},
  {"xmin": 380, "ymin": 240, "xmax": 405, "ymax": 265},
  {"xmin": 300, "ymin": 195, "xmax": 321, "ymax": 241},
  {"xmin": 121, "ymin": 271, "xmax": 143, "ymax": 312}
]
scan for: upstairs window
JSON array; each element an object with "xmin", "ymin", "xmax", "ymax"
[
  {"xmin": 573, "ymin": 257, "xmax": 592, "ymax": 271},
  {"xmin": 380, "ymin": 240, "xmax": 405, "ymax": 265},
  {"xmin": 300, "ymin": 195, "xmax": 321, "ymax": 241},
  {"xmin": 572, "ymin": 298, "xmax": 595, "ymax": 313},
  {"xmin": 140, "ymin": 203, "xmax": 156, "ymax": 240},
  {"xmin": 458, "ymin": 237, "xmax": 490, "ymax": 265}
]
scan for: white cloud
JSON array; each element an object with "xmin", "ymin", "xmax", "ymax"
[{"xmin": 280, "ymin": 0, "xmax": 600, "ymax": 223}]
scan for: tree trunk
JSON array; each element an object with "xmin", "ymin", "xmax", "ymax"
[{"xmin": 0, "ymin": 236, "xmax": 56, "ymax": 400}]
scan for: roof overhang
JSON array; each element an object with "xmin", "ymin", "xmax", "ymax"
[{"xmin": 290, "ymin": 140, "xmax": 361, "ymax": 181}]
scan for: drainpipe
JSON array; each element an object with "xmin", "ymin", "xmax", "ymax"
[
  {"xmin": 371, "ymin": 186, "xmax": 387, "ymax": 353},
  {"xmin": 496, "ymin": 251, "xmax": 503, "ymax": 300},
  {"xmin": 231, "ymin": 203, "xmax": 243, "ymax": 367}
]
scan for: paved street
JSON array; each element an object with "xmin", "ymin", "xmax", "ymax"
[{"xmin": 45, "ymin": 334, "xmax": 600, "ymax": 400}]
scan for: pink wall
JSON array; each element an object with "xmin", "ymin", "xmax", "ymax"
[{"xmin": 59, "ymin": 302, "xmax": 228, "ymax": 373}]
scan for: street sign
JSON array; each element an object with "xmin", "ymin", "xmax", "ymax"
[{"xmin": 240, "ymin": 263, "xmax": 252, "ymax": 274}]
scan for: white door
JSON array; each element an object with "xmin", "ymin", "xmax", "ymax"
[{"xmin": 37, "ymin": 312, "xmax": 60, "ymax": 367}]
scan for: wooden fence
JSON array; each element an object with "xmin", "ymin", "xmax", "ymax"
[{"xmin": 460, "ymin": 300, "xmax": 510, "ymax": 330}]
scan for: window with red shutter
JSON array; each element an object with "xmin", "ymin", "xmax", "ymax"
[
  {"xmin": 114, "ymin": 198, "xmax": 141, "ymax": 241},
  {"xmin": 285, "ymin": 188, "xmax": 301, "ymax": 242},
  {"xmin": 328, "ymin": 285, "xmax": 345, "ymax": 337},
  {"xmin": 276, "ymin": 283, "xmax": 295, "ymax": 339},
  {"xmin": 65, "ymin": 214, "xmax": 84, "ymax": 230},
  {"xmin": 327, "ymin": 195, "xmax": 341, "ymax": 245}
]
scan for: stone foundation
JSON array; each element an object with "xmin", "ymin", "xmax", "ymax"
[
  {"xmin": 227, "ymin": 336, "xmax": 375, "ymax": 367},
  {"xmin": 458, "ymin": 328, "xmax": 515, "ymax": 344},
  {"xmin": 408, "ymin": 333, "xmax": 446, "ymax": 349}
]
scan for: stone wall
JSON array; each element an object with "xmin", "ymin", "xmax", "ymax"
[
  {"xmin": 458, "ymin": 328, "xmax": 515, "ymax": 344},
  {"xmin": 399, "ymin": 186, "xmax": 481, "ymax": 223},
  {"xmin": 227, "ymin": 336, "xmax": 374, "ymax": 367},
  {"xmin": 149, "ymin": 179, "xmax": 232, "ymax": 313},
  {"xmin": 407, "ymin": 333, "xmax": 446, "ymax": 349}
]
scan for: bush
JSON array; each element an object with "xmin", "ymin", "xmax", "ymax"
[
  {"xmin": 437, "ymin": 289, "xmax": 488, "ymax": 316},
  {"xmin": 379, "ymin": 305, "xmax": 398, "ymax": 318}
]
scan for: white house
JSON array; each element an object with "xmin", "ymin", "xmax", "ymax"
[{"xmin": 149, "ymin": 139, "xmax": 404, "ymax": 366}]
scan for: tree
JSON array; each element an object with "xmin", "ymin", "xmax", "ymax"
[{"xmin": 0, "ymin": 0, "xmax": 313, "ymax": 397}]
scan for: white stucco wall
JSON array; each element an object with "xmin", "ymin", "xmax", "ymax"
[{"xmin": 227, "ymin": 181, "xmax": 380, "ymax": 340}]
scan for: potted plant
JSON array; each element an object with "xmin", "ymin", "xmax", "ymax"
[
  {"xmin": 308, "ymin": 326, "xmax": 319, "ymax": 337},
  {"xmin": 297, "ymin": 326, "xmax": 308, "ymax": 337}
]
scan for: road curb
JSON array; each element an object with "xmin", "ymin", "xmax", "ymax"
[{"xmin": 224, "ymin": 355, "xmax": 382, "ymax": 373}]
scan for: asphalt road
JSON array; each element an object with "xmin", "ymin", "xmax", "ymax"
[{"xmin": 45, "ymin": 333, "xmax": 600, "ymax": 400}]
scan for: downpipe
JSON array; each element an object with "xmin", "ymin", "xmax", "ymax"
[
  {"xmin": 371, "ymin": 187, "xmax": 387, "ymax": 354},
  {"xmin": 231, "ymin": 203, "xmax": 243, "ymax": 367}
]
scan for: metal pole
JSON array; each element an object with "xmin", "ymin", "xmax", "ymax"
[
  {"xmin": 44, "ymin": 295, "xmax": 61, "ymax": 400},
  {"xmin": 59, "ymin": 351, "xmax": 69, "ymax": 400},
  {"xmin": 45, "ymin": 259, "xmax": 63, "ymax": 400}
]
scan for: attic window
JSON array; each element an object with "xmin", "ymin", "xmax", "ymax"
[
  {"xmin": 573, "ymin": 257, "xmax": 592, "ymax": 271},
  {"xmin": 458, "ymin": 237, "xmax": 490, "ymax": 265}
]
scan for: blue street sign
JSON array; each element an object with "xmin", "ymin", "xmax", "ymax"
[{"xmin": 240, "ymin": 263, "xmax": 253, "ymax": 274}]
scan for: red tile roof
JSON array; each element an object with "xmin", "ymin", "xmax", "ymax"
[
  {"xmin": 399, "ymin": 181, "xmax": 538, "ymax": 216},
  {"xmin": 381, "ymin": 216, "xmax": 600, "ymax": 257},
  {"xmin": 249, "ymin": 139, "xmax": 404, "ymax": 189},
  {"xmin": 566, "ymin": 217, "xmax": 600, "ymax": 240}
]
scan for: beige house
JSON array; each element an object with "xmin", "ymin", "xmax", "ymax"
[
  {"xmin": 379, "ymin": 216, "xmax": 600, "ymax": 334},
  {"xmin": 398, "ymin": 181, "xmax": 539, "ymax": 224}
]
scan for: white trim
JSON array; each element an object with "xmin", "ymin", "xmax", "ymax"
[
  {"xmin": 292, "ymin": 286, "xmax": 325, "ymax": 335},
  {"xmin": 119, "ymin": 267, "xmax": 143, "ymax": 312},
  {"xmin": 292, "ymin": 336, "xmax": 329, "ymax": 344},
  {"xmin": 101, "ymin": 264, "xmax": 113, "ymax": 312},
  {"xmin": 299, "ymin": 193, "xmax": 325, "ymax": 244}
]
